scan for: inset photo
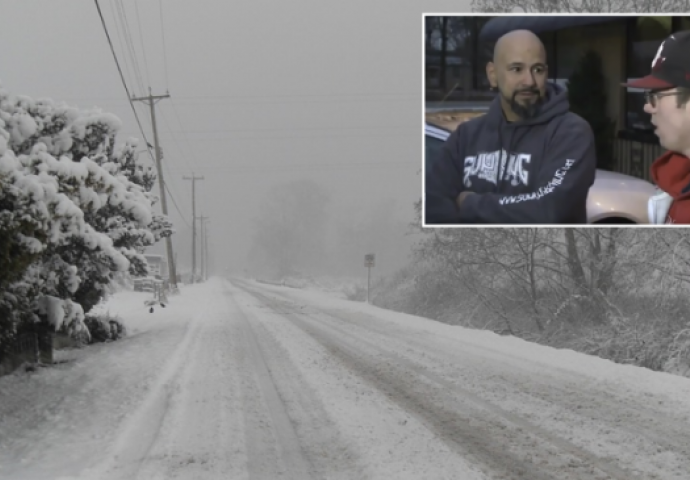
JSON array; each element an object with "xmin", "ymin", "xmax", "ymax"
[{"xmin": 423, "ymin": 14, "xmax": 690, "ymax": 226}]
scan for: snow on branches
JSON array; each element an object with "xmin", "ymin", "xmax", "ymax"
[{"xmin": 0, "ymin": 84, "xmax": 171, "ymax": 343}]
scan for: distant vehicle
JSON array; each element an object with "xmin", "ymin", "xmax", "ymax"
[{"xmin": 424, "ymin": 122, "xmax": 657, "ymax": 224}]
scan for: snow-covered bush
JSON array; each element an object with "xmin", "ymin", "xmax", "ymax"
[
  {"xmin": 0, "ymin": 84, "xmax": 170, "ymax": 350},
  {"xmin": 83, "ymin": 313, "xmax": 126, "ymax": 344}
]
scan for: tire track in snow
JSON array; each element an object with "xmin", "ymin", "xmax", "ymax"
[
  {"xmin": 228, "ymin": 282, "xmax": 485, "ymax": 480},
  {"xmin": 128, "ymin": 295, "xmax": 248, "ymax": 480},
  {"xmin": 239, "ymin": 281, "xmax": 645, "ymax": 480},
  {"xmin": 227, "ymin": 285, "xmax": 365, "ymax": 479},
  {"xmin": 230, "ymin": 288, "xmax": 316, "ymax": 480},
  {"xmin": 307, "ymin": 301, "xmax": 690, "ymax": 462},
  {"xmin": 242, "ymin": 280, "xmax": 690, "ymax": 479},
  {"xmin": 296, "ymin": 299, "xmax": 690, "ymax": 479},
  {"xmin": 82, "ymin": 305, "xmax": 207, "ymax": 480}
]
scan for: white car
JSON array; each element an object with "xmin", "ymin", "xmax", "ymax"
[{"xmin": 425, "ymin": 122, "xmax": 657, "ymax": 224}]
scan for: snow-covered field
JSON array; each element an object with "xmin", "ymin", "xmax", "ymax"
[{"xmin": 1, "ymin": 277, "xmax": 690, "ymax": 480}]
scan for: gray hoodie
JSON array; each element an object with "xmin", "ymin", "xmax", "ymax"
[{"xmin": 425, "ymin": 82, "xmax": 596, "ymax": 224}]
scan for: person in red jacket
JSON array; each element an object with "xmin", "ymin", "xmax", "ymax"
[{"xmin": 623, "ymin": 31, "xmax": 690, "ymax": 224}]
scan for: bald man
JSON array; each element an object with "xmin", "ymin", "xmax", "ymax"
[{"xmin": 425, "ymin": 29, "xmax": 596, "ymax": 224}]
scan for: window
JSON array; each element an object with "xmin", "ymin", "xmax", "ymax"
[
  {"xmin": 625, "ymin": 17, "xmax": 672, "ymax": 133},
  {"xmin": 553, "ymin": 27, "xmax": 585, "ymax": 83},
  {"xmin": 474, "ymin": 17, "xmax": 495, "ymax": 92},
  {"xmin": 537, "ymin": 31, "xmax": 557, "ymax": 80},
  {"xmin": 475, "ymin": 37, "xmax": 494, "ymax": 91},
  {"xmin": 425, "ymin": 16, "xmax": 497, "ymax": 99},
  {"xmin": 446, "ymin": 17, "xmax": 476, "ymax": 95},
  {"xmin": 426, "ymin": 66, "xmax": 441, "ymax": 88}
]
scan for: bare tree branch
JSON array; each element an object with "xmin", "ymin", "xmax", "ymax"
[{"xmin": 472, "ymin": 0, "xmax": 690, "ymax": 12}]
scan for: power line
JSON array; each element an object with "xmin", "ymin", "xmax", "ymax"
[
  {"xmin": 96, "ymin": 0, "xmax": 185, "ymax": 284},
  {"xmin": 169, "ymin": 100, "xmax": 199, "ymax": 172},
  {"xmin": 154, "ymin": 120, "xmax": 195, "ymax": 218},
  {"xmin": 53, "ymin": 94, "xmax": 420, "ymax": 104},
  {"xmin": 57, "ymin": 92, "xmax": 417, "ymax": 101},
  {"xmin": 162, "ymin": 162, "xmax": 191, "ymax": 217},
  {"xmin": 159, "ymin": 0, "xmax": 170, "ymax": 90},
  {"xmin": 107, "ymin": 0, "xmax": 134, "ymax": 96},
  {"xmin": 167, "ymin": 161, "xmax": 419, "ymax": 173},
  {"xmin": 157, "ymin": 144, "xmax": 191, "ymax": 211},
  {"xmin": 160, "ymin": 97, "xmax": 420, "ymax": 106},
  {"xmin": 116, "ymin": 0, "xmax": 144, "ymax": 93},
  {"xmin": 94, "ymin": 0, "xmax": 155, "ymax": 166},
  {"xmin": 151, "ymin": 125, "xmax": 418, "ymax": 134},
  {"xmin": 143, "ymin": 133, "xmax": 416, "ymax": 142},
  {"xmin": 164, "ymin": 180, "xmax": 191, "ymax": 229},
  {"xmin": 112, "ymin": 0, "xmax": 138, "ymax": 93},
  {"xmin": 170, "ymin": 92, "xmax": 418, "ymax": 100},
  {"xmin": 159, "ymin": 105, "xmax": 195, "ymax": 173},
  {"xmin": 115, "ymin": 0, "xmax": 145, "ymax": 94},
  {"xmin": 134, "ymin": 0, "xmax": 152, "ymax": 89}
]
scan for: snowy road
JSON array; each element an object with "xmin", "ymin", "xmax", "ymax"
[{"xmin": 2, "ymin": 278, "xmax": 690, "ymax": 479}]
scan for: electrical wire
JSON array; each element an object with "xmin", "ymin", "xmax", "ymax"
[
  {"xmin": 164, "ymin": 180, "xmax": 192, "ymax": 229},
  {"xmin": 166, "ymin": 161, "xmax": 419, "ymax": 174},
  {"xmin": 172, "ymin": 92, "xmax": 418, "ymax": 100},
  {"xmin": 107, "ymin": 0, "xmax": 134, "ymax": 95},
  {"xmin": 170, "ymin": 99, "xmax": 213, "ymax": 172},
  {"xmin": 134, "ymin": 0, "xmax": 152, "ymax": 89},
  {"xmin": 148, "ymin": 132, "xmax": 416, "ymax": 142},
  {"xmin": 152, "ymin": 124, "xmax": 418, "ymax": 134},
  {"xmin": 115, "ymin": 0, "xmax": 145, "ymax": 94},
  {"xmin": 112, "ymin": 0, "xmax": 138, "ymax": 93},
  {"xmin": 155, "ymin": 114, "xmax": 195, "ymax": 216},
  {"xmin": 159, "ymin": 0, "xmax": 170, "ymax": 90},
  {"xmin": 94, "ymin": 0, "xmax": 156, "ymax": 167},
  {"xmin": 52, "ymin": 93, "xmax": 420, "ymax": 105},
  {"xmin": 159, "ymin": 107, "xmax": 196, "ymax": 174}
]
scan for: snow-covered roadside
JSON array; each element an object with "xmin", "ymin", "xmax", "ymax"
[
  {"xmin": 0, "ymin": 281, "xmax": 216, "ymax": 480},
  {"xmin": 257, "ymin": 274, "xmax": 364, "ymax": 299}
]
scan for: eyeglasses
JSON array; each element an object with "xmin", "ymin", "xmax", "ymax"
[{"xmin": 644, "ymin": 90, "xmax": 682, "ymax": 108}]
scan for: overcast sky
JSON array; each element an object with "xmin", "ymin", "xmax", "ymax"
[{"xmin": 0, "ymin": 0, "xmax": 475, "ymax": 276}]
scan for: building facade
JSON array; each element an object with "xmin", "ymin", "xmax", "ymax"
[{"xmin": 144, "ymin": 254, "xmax": 168, "ymax": 279}]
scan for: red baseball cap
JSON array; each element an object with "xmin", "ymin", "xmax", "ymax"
[{"xmin": 622, "ymin": 30, "xmax": 690, "ymax": 90}]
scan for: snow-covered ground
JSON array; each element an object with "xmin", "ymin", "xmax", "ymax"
[
  {"xmin": 257, "ymin": 274, "xmax": 364, "ymax": 299},
  {"xmin": 1, "ymin": 277, "xmax": 690, "ymax": 480}
]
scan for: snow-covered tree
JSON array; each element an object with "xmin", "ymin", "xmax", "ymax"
[
  {"xmin": 0, "ymin": 143, "xmax": 90, "ymax": 345},
  {"xmin": 0, "ymin": 85, "xmax": 171, "ymax": 347}
]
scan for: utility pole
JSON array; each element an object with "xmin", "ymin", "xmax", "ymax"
[
  {"xmin": 199, "ymin": 216, "xmax": 205, "ymax": 281},
  {"xmin": 364, "ymin": 254, "xmax": 375, "ymax": 304},
  {"xmin": 132, "ymin": 88, "xmax": 178, "ymax": 291},
  {"xmin": 183, "ymin": 173, "xmax": 204, "ymax": 282},
  {"xmin": 199, "ymin": 215, "xmax": 209, "ymax": 281},
  {"xmin": 204, "ymin": 219, "xmax": 210, "ymax": 280}
]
